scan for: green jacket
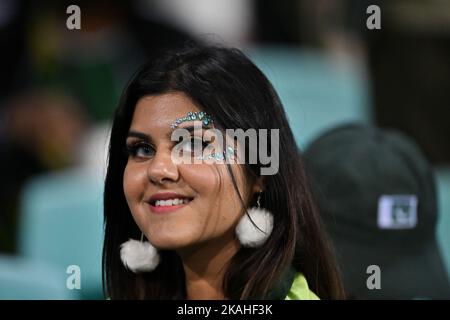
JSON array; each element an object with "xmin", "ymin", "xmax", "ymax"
[
  {"xmin": 264, "ymin": 266, "xmax": 319, "ymax": 300},
  {"xmin": 285, "ymin": 273, "xmax": 319, "ymax": 300}
]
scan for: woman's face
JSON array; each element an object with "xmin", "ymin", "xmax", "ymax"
[{"xmin": 123, "ymin": 92, "xmax": 256, "ymax": 251}]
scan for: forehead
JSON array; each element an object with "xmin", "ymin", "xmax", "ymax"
[{"xmin": 130, "ymin": 92, "xmax": 201, "ymax": 133}]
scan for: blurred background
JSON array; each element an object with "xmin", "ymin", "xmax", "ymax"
[{"xmin": 0, "ymin": 0, "xmax": 449, "ymax": 299}]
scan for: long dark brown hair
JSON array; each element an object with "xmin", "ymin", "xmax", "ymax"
[{"xmin": 103, "ymin": 43, "xmax": 344, "ymax": 299}]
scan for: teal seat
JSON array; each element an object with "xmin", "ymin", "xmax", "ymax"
[
  {"xmin": 18, "ymin": 168, "xmax": 104, "ymax": 299},
  {"xmin": 248, "ymin": 47, "xmax": 372, "ymax": 148},
  {"xmin": 0, "ymin": 254, "xmax": 80, "ymax": 299},
  {"xmin": 435, "ymin": 167, "xmax": 450, "ymax": 278}
]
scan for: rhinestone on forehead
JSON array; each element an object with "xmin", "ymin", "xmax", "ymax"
[{"xmin": 170, "ymin": 111, "xmax": 213, "ymax": 129}]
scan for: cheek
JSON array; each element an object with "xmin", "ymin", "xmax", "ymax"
[
  {"xmin": 180, "ymin": 163, "xmax": 221, "ymax": 198},
  {"xmin": 123, "ymin": 162, "xmax": 154, "ymax": 238},
  {"xmin": 123, "ymin": 162, "xmax": 146, "ymax": 208},
  {"xmin": 180, "ymin": 163, "xmax": 248, "ymax": 228}
]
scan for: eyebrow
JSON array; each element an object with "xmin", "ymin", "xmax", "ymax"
[
  {"xmin": 127, "ymin": 131, "xmax": 151, "ymax": 141},
  {"xmin": 126, "ymin": 124, "xmax": 213, "ymax": 143}
]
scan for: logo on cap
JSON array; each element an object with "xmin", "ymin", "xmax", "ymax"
[{"xmin": 377, "ymin": 195, "xmax": 418, "ymax": 229}]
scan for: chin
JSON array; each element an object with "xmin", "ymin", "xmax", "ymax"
[{"xmin": 148, "ymin": 233, "xmax": 193, "ymax": 250}]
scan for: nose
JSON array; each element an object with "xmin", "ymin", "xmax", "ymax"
[{"xmin": 146, "ymin": 147, "xmax": 179, "ymax": 185}]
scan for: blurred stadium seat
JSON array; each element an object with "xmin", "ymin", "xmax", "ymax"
[
  {"xmin": 248, "ymin": 47, "xmax": 372, "ymax": 148},
  {"xmin": 0, "ymin": 254, "xmax": 80, "ymax": 299},
  {"xmin": 17, "ymin": 168, "xmax": 104, "ymax": 299},
  {"xmin": 435, "ymin": 167, "xmax": 450, "ymax": 277}
]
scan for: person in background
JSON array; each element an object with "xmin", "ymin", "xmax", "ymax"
[
  {"xmin": 0, "ymin": 90, "xmax": 88, "ymax": 253},
  {"xmin": 304, "ymin": 123, "xmax": 450, "ymax": 299}
]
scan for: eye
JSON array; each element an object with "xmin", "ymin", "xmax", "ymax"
[{"xmin": 126, "ymin": 141, "xmax": 155, "ymax": 159}]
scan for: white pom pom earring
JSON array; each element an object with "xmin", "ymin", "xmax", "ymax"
[
  {"xmin": 236, "ymin": 191, "xmax": 274, "ymax": 248},
  {"xmin": 120, "ymin": 233, "xmax": 160, "ymax": 273}
]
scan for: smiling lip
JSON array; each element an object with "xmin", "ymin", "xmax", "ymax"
[
  {"xmin": 147, "ymin": 192, "xmax": 193, "ymax": 214},
  {"xmin": 148, "ymin": 203, "xmax": 188, "ymax": 214}
]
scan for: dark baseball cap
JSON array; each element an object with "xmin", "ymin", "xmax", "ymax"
[{"xmin": 304, "ymin": 123, "xmax": 450, "ymax": 299}]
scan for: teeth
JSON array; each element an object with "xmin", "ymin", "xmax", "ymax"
[{"xmin": 154, "ymin": 198, "xmax": 189, "ymax": 207}]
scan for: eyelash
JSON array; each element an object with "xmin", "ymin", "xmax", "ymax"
[
  {"xmin": 125, "ymin": 137, "xmax": 210, "ymax": 159},
  {"xmin": 125, "ymin": 141, "xmax": 155, "ymax": 159}
]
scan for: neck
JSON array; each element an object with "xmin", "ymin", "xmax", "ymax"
[{"xmin": 178, "ymin": 234, "xmax": 240, "ymax": 300}]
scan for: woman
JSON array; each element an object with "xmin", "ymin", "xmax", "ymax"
[{"xmin": 103, "ymin": 43, "xmax": 344, "ymax": 299}]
